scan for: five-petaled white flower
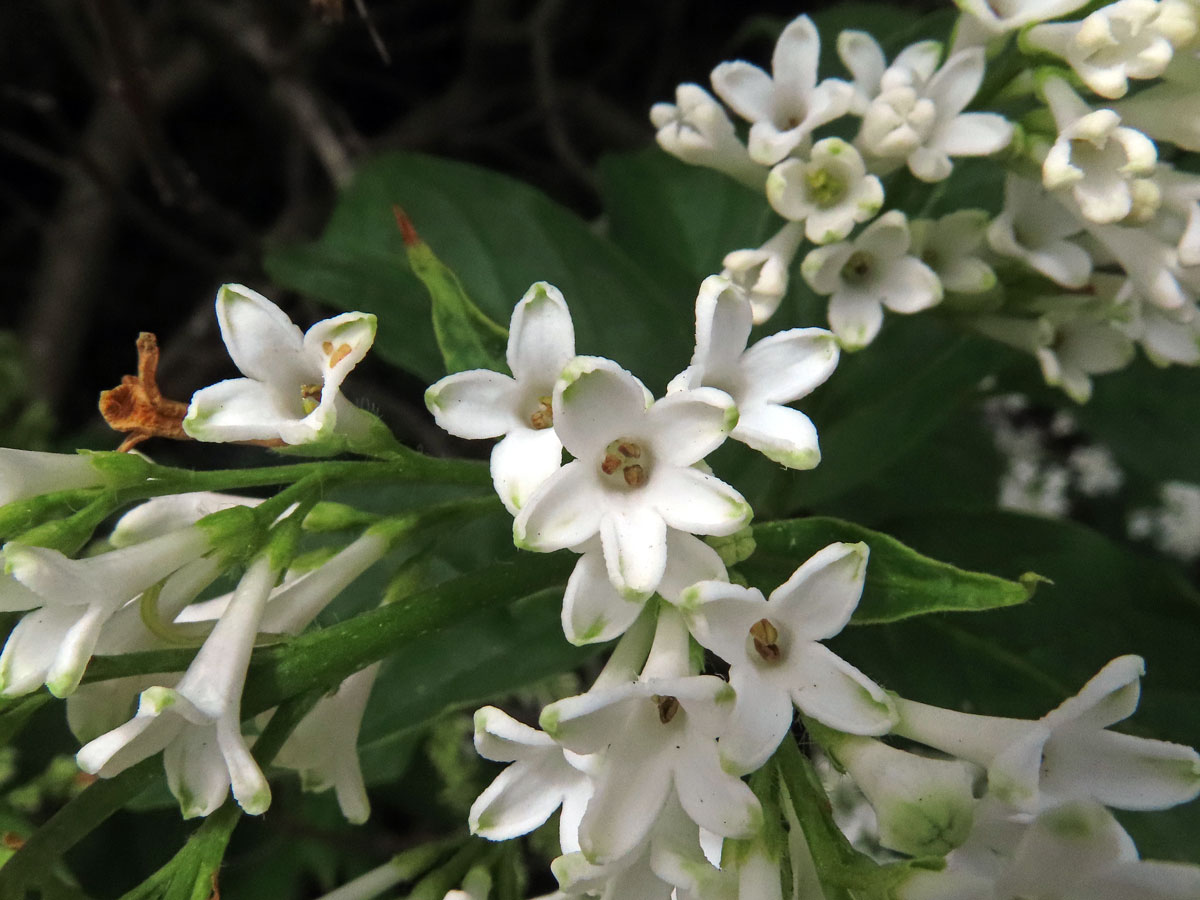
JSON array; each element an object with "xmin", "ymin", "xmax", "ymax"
[
  {"xmin": 513, "ymin": 356, "xmax": 748, "ymax": 600},
  {"xmin": 856, "ymin": 48, "xmax": 1013, "ymax": 182},
  {"xmin": 711, "ymin": 14, "xmax": 853, "ymax": 165},
  {"xmin": 894, "ymin": 654, "xmax": 1200, "ymax": 814},
  {"xmin": 1025, "ymin": 0, "xmax": 1197, "ymax": 99},
  {"xmin": 801, "ymin": 210, "xmax": 943, "ymax": 350},
  {"xmin": 184, "ymin": 284, "xmax": 377, "ymax": 446},
  {"xmin": 767, "ymin": 138, "xmax": 884, "ymax": 244},
  {"xmin": 677, "ymin": 542, "xmax": 897, "ymax": 774},
  {"xmin": 1040, "ymin": 76, "xmax": 1158, "ymax": 225},
  {"xmin": 670, "ymin": 276, "xmax": 839, "ymax": 470},
  {"xmin": 426, "ymin": 282, "xmax": 575, "ymax": 515}
]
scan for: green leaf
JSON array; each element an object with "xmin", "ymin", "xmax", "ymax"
[
  {"xmin": 745, "ymin": 517, "xmax": 1039, "ymax": 624},
  {"xmin": 358, "ymin": 587, "xmax": 597, "ymax": 785},
  {"xmin": 1073, "ymin": 358, "xmax": 1200, "ymax": 485},
  {"xmin": 265, "ymin": 152, "xmax": 692, "ymax": 391},
  {"xmin": 827, "ymin": 511, "xmax": 1200, "ymax": 862},
  {"xmin": 597, "ymin": 149, "xmax": 776, "ymax": 299},
  {"xmin": 395, "ymin": 207, "xmax": 509, "ymax": 375}
]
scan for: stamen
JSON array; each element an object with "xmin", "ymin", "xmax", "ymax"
[
  {"xmin": 601, "ymin": 454, "xmax": 622, "ymax": 475},
  {"xmin": 327, "ymin": 342, "xmax": 353, "ymax": 368},
  {"xmin": 529, "ymin": 396, "xmax": 554, "ymax": 430},
  {"xmin": 653, "ymin": 694, "xmax": 681, "ymax": 724},
  {"xmin": 750, "ymin": 617, "xmax": 782, "ymax": 662},
  {"xmin": 623, "ymin": 465, "xmax": 646, "ymax": 487},
  {"xmin": 300, "ymin": 383, "xmax": 323, "ymax": 414},
  {"xmin": 599, "ymin": 438, "xmax": 651, "ymax": 488}
]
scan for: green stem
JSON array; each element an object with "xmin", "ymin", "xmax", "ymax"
[
  {"xmin": 313, "ymin": 839, "xmax": 461, "ymax": 900},
  {"xmin": 135, "ymin": 453, "xmax": 489, "ymax": 501}
]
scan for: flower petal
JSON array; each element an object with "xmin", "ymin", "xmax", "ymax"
[
  {"xmin": 692, "ymin": 276, "xmax": 753, "ymax": 385},
  {"xmin": 924, "ymin": 49, "xmax": 985, "ymax": 118},
  {"xmin": 554, "ymin": 357, "xmax": 650, "ymax": 461},
  {"xmin": 215, "ymin": 284, "xmax": 308, "ymax": 385},
  {"xmin": 788, "ymin": 642, "xmax": 896, "ymax": 734},
  {"xmin": 1048, "ymin": 728, "xmax": 1200, "ymax": 810},
  {"xmin": 711, "ymin": 62, "xmax": 775, "ymax": 123},
  {"xmin": 772, "ymin": 15, "xmax": 820, "ymax": 99},
  {"xmin": 827, "ymin": 290, "xmax": 884, "ymax": 350},
  {"xmin": 770, "ymin": 542, "xmax": 868, "ymax": 639},
  {"xmin": 600, "ymin": 506, "xmax": 668, "ymax": 599},
  {"xmin": 578, "ymin": 738, "xmax": 673, "ymax": 863},
  {"xmin": 514, "ymin": 463, "xmax": 603, "ymax": 552},
  {"xmin": 303, "ymin": 311, "xmax": 377, "ymax": 388},
  {"xmin": 658, "ymin": 531, "xmax": 727, "ymax": 601},
  {"xmin": 491, "ymin": 427, "xmax": 563, "ymax": 515},
  {"xmin": 878, "ymin": 257, "xmax": 943, "ymax": 313},
  {"xmin": 470, "ymin": 758, "xmax": 570, "ymax": 841},
  {"xmin": 563, "ymin": 549, "xmax": 644, "ymax": 645},
  {"xmin": 932, "ymin": 112, "xmax": 1013, "ymax": 156},
  {"xmin": 718, "ymin": 666, "xmax": 794, "ymax": 774},
  {"xmin": 185, "ymin": 378, "xmax": 310, "ymax": 443},
  {"xmin": 733, "ymin": 403, "xmax": 821, "ymax": 470},
  {"xmin": 647, "ymin": 467, "xmax": 750, "ymax": 536},
  {"xmin": 424, "ymin": 370, "xmax": 520, "ymax": 440},
  {"xmin": 645, "ymin": 388, "xmax": 735, "ymax": 467},
  {"xmin": 739, "ymin": 327, "xmax": 839, "ymax": 406},
  {"xmin": 164, "ymin": 723, "xmax": 230, "ymax": 818},
  {"xmin": 508, "ymin": 282, "xmax": 576, "ymax": 385},
  {"xmin": 1044, "ymin": 654, "xmax": 1143, "ymax": 732},
  {"xmin": 673, "ymin": 740, "xmax": 762, "ymax": 838}
]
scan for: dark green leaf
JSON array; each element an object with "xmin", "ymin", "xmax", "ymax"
[
  {"xmin": 745, "ymin": 517, "xmax": 1038, "ymax": 624},
  {"xmin": 397, "ymin": 208, "xmax": 509, "ymax": 375},
  {"xmin": 597, "ymin": 149, "xmax": 775, "ymax": 299},
  {"xmin": 265, "ymin": 152, "xmax": 691, "ymax": 391}
]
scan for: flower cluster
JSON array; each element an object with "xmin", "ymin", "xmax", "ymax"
[
  {"xmin": 425, "ymin": 264, "xmax": 1200, "ymax": 896},
  {"xmin": 652, "ymin": 4, "xmax": 1200, "ymax": 400}
]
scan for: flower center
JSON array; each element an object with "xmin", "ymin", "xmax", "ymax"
[
  {"xmin": 749, "ymin": 617, "xmax": 783, "ymax": 662},
  {"xmin": 653, "ymin": 694, "xmax": 681, "ymax": 724},
  {"xmin": 528, "ymin": 396, "xmax": 554, "ymax": 430},
  {"xmin": 840, "ymin": 250, "xmax": 876, "ymax": 286},
  {"xmin": 600, "ymin": 438, "xmax": 649, "ymax": 488},
  {"xmin": 806, "ymin": 166, "xmax": 848, "ymax": 208},
  {"xmin": 300, "ymin": 383, "xmax": 323, "ymax": 415}
]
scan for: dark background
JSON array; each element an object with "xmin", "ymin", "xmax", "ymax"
[{"xmin": 1, "ymin": 0, "xmax": 935, "ymax": 452}]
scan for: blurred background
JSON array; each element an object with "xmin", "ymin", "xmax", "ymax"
[{"xmin": 1, "ymin": 0, "xmax": 905, "ymax": 454}]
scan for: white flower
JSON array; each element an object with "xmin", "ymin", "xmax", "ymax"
[
  {"xmin": 1112, "ymin": 49, "xmax": 1200, "ymax": 151},
  {"xmin": 1126, "ymin": 295, "xmax": 1200, "ymax": 364},
  {"xmin": 1041, "ymin": 76, "xmax": 1158, "ymax": 224},
  {"xmin": 552, "ymin": 795, "xmax": 724, "ymax": 900},
  {"xmin": 910, "ymin": 210, "xmax": 997, "ymax": 294},
  {"xmin": 426, "ymin": 282, "xmax": 575, "ymax": 515},
  {"xmin": 676, "ymin": 542, "xmax": 897, "ymax": 774},
  {"xmin": 710, "ymin": 15, "xmax": 853, "ymax": 165},
  {"xmin": 956, "ymin": 0, "xmax": 1090, "ymax": 36},
  {"xmin": 987, "ymin": 175, "xmax": 1092, "ymax": 288},
  {"xmin": 856, "ymin": 48, "xmax": 1013, "ymax": 182},
  {"xmin": 1, "ymin": 525, "xmax": 215, "ymax": 698},
  {"xmin": 108, "ymin": 492, "xmax": 263, "ymax": 548},
  {"xmin": 468, "ymin": 705, "xmax": 592, "ymax": 850},
  {"xmin": 562, "ymin": 529, "xmax": 726, "ymax": 646},
  {"xmin": 0, "ymin": 450, "xmax": 108, "ymax": 507},
  {"xmin": 1084, "ymin": 219, "xmax": 1192, "ymax": 310},
  {"xmin": 819, "ymin": 731, "xmax": 981, "ymax": 858},
  {"xmin": 836, "ymin": 33, "xmax": 943, "ymax": 115},
  {"xmin": 650, "ymin": 84, "xmax": 767, "ymax": 190},
  {"xmin": 893, "ymin": 655, "xmax": 1200, "ymax": 813},
  {"xmin": 183, "ymin": 283, "xmax": 377, "ymax": 445},
  {"xmin": 801, "ymin": 210, "xmax": 943, "ymax": 350},
  {"xmin": 513, "ymin": 356, "xmax": 748, "ymax": 600},
  {"xmin": 275, "ymin": 663, "xmax": 380, "ymax": 824},
  {"xmin": 899, "ymin": 800, "xmax": 1200, "ymax": 900},
  {"xmin": 1152, "ymin": 163, "xmax": 1200, "ymax": 267},
  {"xmin": 541, "ymin": 674, "xmax": 759, "ymax": 864},
  {"xmin": 1025, "ymin": 0, "xmax": 1197, "ymax": 99},
  {"xmin": 720, "ymin": 223, "xmax": 805, "ymax": 325},
  {"xmin": 766, "ymin": 138, "xmax": 884, "ymax": 244},
  {"xmin": 77, "ymin": 554, "xmax": 279, "ymax": 818},
  {"xmin": 670, "ymin": 276, "xmax": 839, "ymax": 469}
]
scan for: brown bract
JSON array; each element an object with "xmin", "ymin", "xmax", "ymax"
[{"xmin": 99, "ymin": 332, "xmax": 191, "ymax": 452}]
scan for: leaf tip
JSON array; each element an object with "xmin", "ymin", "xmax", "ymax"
[
  {"xmin": 1018, "ymin": 571, "xmax": 1053, "ymax": 599},
  {"xmin": 392, "ymin": 205, "xmax": 422, "ymax": 247}
]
